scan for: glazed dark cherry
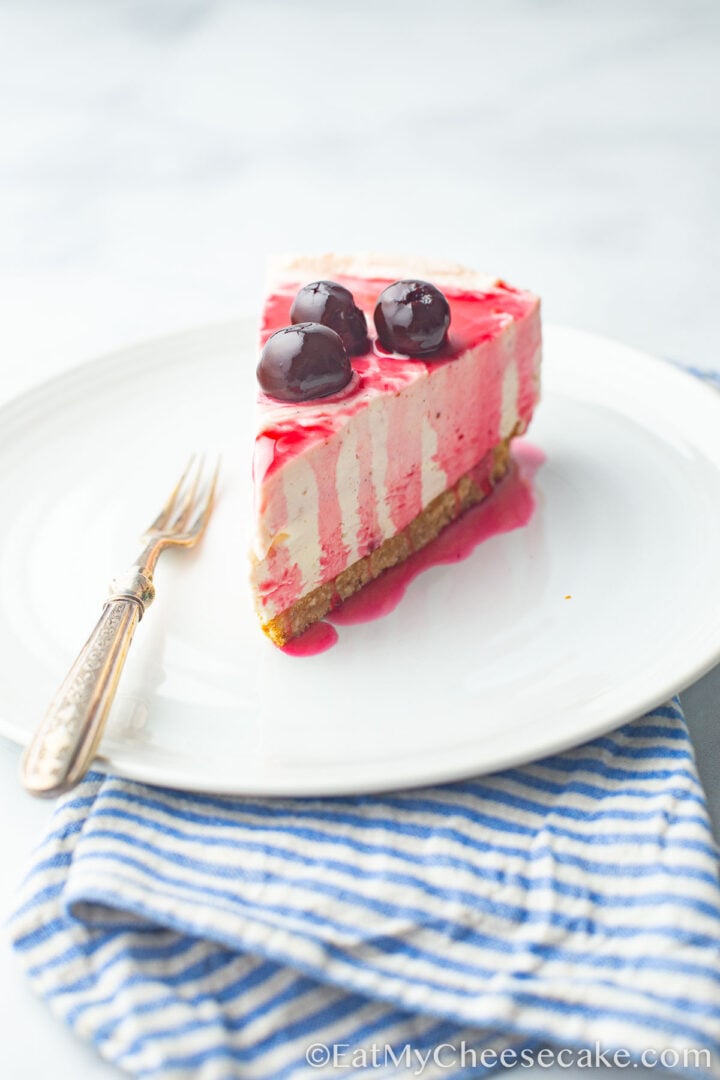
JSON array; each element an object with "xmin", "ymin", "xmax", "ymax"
[
  {"xmin": 290, "ymin": 280, "xmax": 369, "ymax": 355},
  {"xmin": 257, "ymin": 322, "xmax": 352, "ymax": 403},
  {"xmin": 374, "ymin": 279, "xmax": 451, "ymax": 356}
]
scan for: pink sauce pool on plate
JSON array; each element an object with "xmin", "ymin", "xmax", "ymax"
[
  {"xmin": 280, "ymin": 440, "xmax": 545, "ymax": 657},
  {"xmin": 281, "ymin": 620, "xmax": 339, "ymax": 657}
]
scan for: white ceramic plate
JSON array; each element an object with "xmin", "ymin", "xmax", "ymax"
[{"xmin": 2, "ymin": 322, "xmax": 720, "ymax": 795}]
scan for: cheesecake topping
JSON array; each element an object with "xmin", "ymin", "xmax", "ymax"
[
  {"xmin": 290, "ymin": 280, "xmax": 369, "ymax": 356},
  {"xmin": 257, "ymin": 322, "xmax": 352, "ymax": 402},
  {"xmin": 374, "ymin": 280, "xmax": 451, "ymax": 356}
]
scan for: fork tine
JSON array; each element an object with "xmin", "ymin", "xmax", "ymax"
[
  {"xmin": 188, "ymin": 457, "xmax": 221, "ymax": 538},
  {"xmin": 144, "ymin": 454, "xmax": 197, "ymax": 535},
  {"xmin": 169, "ymin": 453, "xmax": 205, "ymax": 533}
]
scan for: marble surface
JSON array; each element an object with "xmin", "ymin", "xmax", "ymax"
[{"xmin": 1, "ymin": 1, "xmax": 719, "ymax": 1076}]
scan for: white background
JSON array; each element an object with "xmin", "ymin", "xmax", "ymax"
[{"xmin": 1, "ymin": 1, "xmax": 719, "ymax": 1076}]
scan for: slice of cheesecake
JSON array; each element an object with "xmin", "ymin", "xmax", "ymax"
[{"xmin": 250, "ymin": 255, "xmax": 541, "ymax": 646}]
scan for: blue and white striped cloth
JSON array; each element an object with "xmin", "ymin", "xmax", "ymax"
[{"xmin": 10, "ymin": 699, "xmax": 720, "ymax": 1079}]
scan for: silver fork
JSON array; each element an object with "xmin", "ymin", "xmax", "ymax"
[{"xmin": 21, "ymin": 455, "xmax": 220, "ymax": 798}]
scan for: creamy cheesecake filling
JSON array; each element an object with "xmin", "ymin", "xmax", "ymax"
[{"xmin": 253, "ymin": 359, "xmax": 539, "ymax": 621}]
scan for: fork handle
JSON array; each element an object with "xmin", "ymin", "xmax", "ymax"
[{"xmin": 21, "ymin": 597, "xmax": 143, "ymax": 798}]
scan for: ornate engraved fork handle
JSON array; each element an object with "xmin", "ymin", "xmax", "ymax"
[{"xmin": 21, "ymin": 569, "xmax": 154, "ymax": 798}]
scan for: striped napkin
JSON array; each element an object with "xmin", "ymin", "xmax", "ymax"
[{"xmin": 10, "ymin": 699, "xmax": 720, "ymax": 1079}]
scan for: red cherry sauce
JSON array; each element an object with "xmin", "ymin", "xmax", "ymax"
[
  {"xmin": 281, "ymin": 440, "xmax": 545, "ymax": 656},
  {"xmin": 281, "ymin": 620, "xmax": 339, "ymax": 657}
]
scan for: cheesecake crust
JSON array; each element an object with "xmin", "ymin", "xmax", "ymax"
[{"xmin": 261, "ymin": 434, "xmax": 515, "ymax": 647}]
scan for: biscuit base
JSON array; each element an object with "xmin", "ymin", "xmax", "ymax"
[{"xmin": 261, "ymin": 435, "xmax": 515, "ymax": 647}]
